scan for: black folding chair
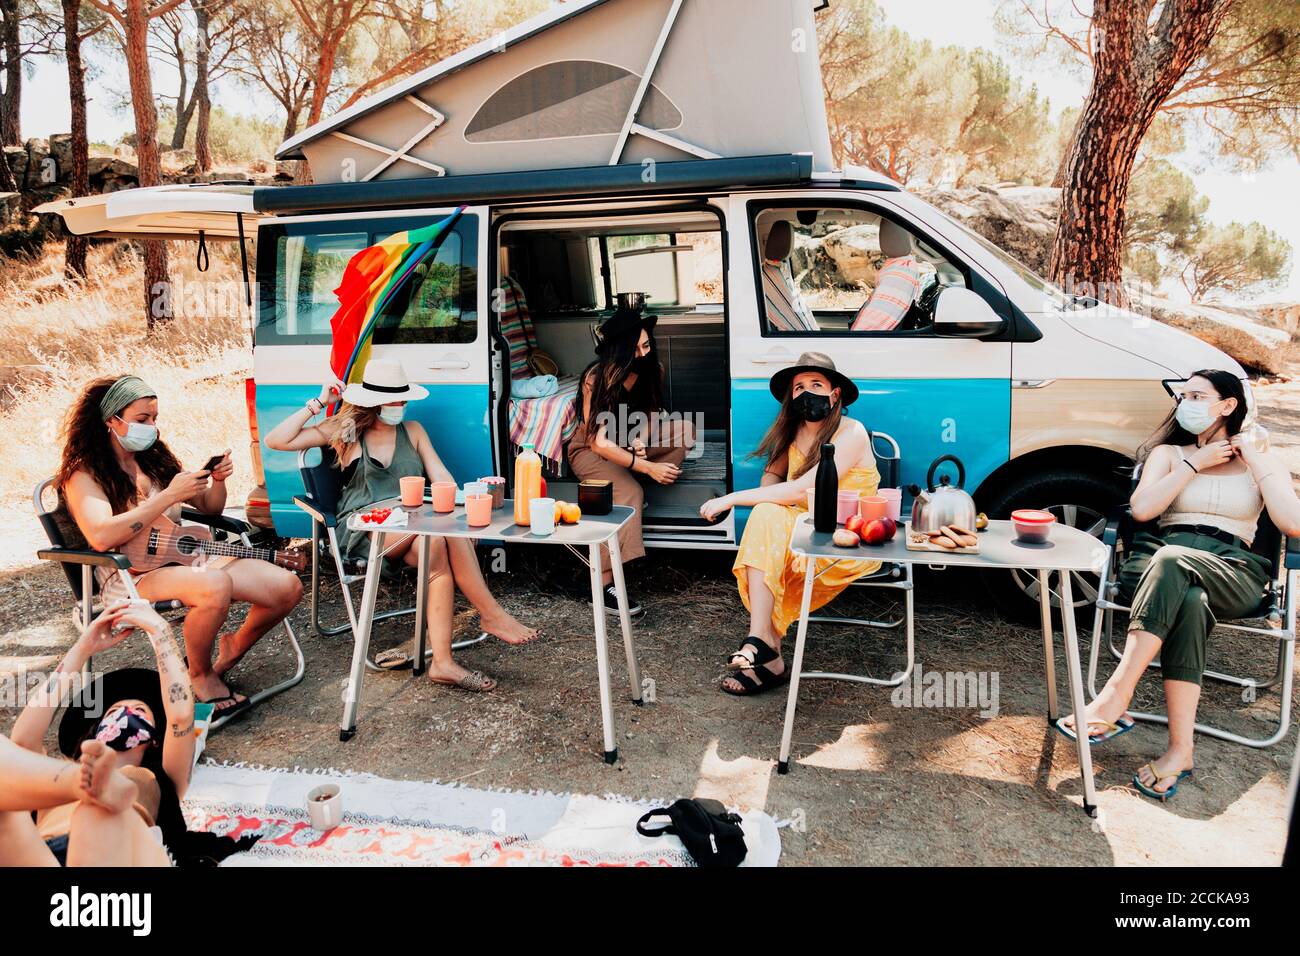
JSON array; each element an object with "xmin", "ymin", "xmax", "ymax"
[
  {"xmin": 1088, "ymin": 465, "xmax": 1296, "ymax": 747},
  {"xmin": 34, "ymin": 478, "xmax": 305, "ymax": 732},
  {"xmin": 293, "ymin": 446, "xmax": 487, "ymax": 669}
]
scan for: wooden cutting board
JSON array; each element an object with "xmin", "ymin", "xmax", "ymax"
[{"xmin": 904, "ymin": 527, "xmax": 979, "ymax": 554}]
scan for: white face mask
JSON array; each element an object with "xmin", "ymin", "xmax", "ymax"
[
  {"xmin": 378, "ymin": 405, "xmax": 405, "ymax": 426},
  {"xmin": 1175, "ymin": 399, "xmax": 1220, "ymax": 435},
  {"xmin": 113, "ymin": 419, "xmax": 158, "ymax": 452}
]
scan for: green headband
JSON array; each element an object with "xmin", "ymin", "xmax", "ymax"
[{"xmin": 99, "ymin": 376, "xmax": 157, "ymax": 422}]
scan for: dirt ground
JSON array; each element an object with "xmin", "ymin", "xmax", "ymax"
[{"xmin": 3, "ymin": 383, "xmax": 1298, "ymax": 866}]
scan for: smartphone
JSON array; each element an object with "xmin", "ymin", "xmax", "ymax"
[{"xmin": 201, "ymin": 453, "xmax": 225, "ymax": 472}]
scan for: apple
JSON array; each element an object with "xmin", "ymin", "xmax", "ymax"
[
  {"xmin": 844, "ymin": 514, "xmax": 865, "ymax": 540},
  {"xmin": 861, "ymin": 516, "xmax": 898, "ymax": 545}
]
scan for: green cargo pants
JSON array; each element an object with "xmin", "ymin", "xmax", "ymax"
[{"xmin": 1118, "ymin": 529, "xmax": 1271, "ymax": 685}]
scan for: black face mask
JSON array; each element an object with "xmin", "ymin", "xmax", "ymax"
[
  {"xmin": 630, "ymin": 355, "xmax": 656, "ymax": 375},
  {"xmin": 792, "ymin": 391, "xmax": 832, "ymax": 422}
]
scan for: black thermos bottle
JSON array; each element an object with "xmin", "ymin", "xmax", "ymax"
[{"xmin": 813, "ymin": 443, "xmax": 838, "ymax": 534}]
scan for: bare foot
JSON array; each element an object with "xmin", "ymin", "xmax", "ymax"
[
  {"xmin": 480, "ymin": 609, "xmax": 540, "ymax": 646},
  {"xmin": 1060, "ymin": 684, "xmax": 1133, "ymax": 739},
  {"xmin": 212, "ymin": 632, "xmax": 253, "ymax": 678},
  {"xmin": 1135, "ymin": 745, "xmax": 1195, "ymax": 795},
  {"xmin": 426, "ymin": 661, "xmax": 497, "ymax": 692},
  {"xmin": 77, "ymin": 740, "xmax": 135, "ymax": 813},
  {"xmin": 190, "ymin": 672, "xmax": 247, "ymax": 714}
]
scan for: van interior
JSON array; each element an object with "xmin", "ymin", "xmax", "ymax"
[{"xmin": 495, "ymin": 208, "xmax": 729, "ymax": 544}]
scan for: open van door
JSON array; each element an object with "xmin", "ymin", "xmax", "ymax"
[{"xmin": 34, "ymin": 182, "xmax": 265, "ymax": 240}]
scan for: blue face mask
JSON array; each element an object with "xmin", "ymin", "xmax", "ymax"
[
  {"xmin": 1176, "ymin": 399, "xmax": 1220, "ymax": 435},
  {"xmin": 378, "ymin": 405, "xmax": 405, "ymax": 426},
  {"xmin": 113, "ymin": 419, "xmax": 158, "ymax": 452}
]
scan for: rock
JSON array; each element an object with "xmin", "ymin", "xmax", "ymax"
[
  {"xmin": 23, "ymin": 137, "xmax": 53, "ymax": 189},
  {"xmin": 49, "ymin": 133, "xmax": 72, "ymax": 178},
  {"xmin": 913, "ymin": 184, "xmax": 1060, "ymax": 275},
  {"xmin": 3, "ymin": 144, "xmax": 27, "ymax": 184}
]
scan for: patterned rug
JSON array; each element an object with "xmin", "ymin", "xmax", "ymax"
[{"xmin": 183, "ymin": 762, "xmax": 780, "ymax": 867}]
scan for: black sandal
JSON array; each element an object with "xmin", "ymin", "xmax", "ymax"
[
  {"xmin": 721, "ymin": 638, "xmax": 788, "ymax": 696},
  {"xmin": 726, "ymin": 636, "xmax": 772, "ymax": 671}
]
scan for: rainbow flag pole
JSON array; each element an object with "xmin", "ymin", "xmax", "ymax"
[{"xmin": 327, "ymin": 205, "xmax": 468, "ymax": 404}]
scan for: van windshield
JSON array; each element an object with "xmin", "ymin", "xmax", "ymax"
[{"xmin": 943, "ymin": 215, "xmax": 1071, "ymax": 308}]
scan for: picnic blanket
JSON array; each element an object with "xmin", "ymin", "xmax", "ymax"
[
  {"xmin": 183, "ymin": 762, "xmax": 781, "ymax": 867},
  {"xmin": 509, "ymin": 374, "xmax": 580, "ymax": 471}
]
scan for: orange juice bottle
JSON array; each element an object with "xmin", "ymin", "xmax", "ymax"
[{"xmin": 513, "ymin": 443, "xmax": 542, "ymax": 526}]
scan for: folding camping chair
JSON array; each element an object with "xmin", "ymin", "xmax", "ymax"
[
  {"xmin": 293, "ymin": 446, "xmax": 488, "ymax": 669},
  {"xmin": 33, "ymin": 478, "xmax": 305, "ymax": 732},
  {"xmin": 1087, "ymin": 464, "xmax": 1297, "ymax": 747},
  {"xmin": 785, "ymin": 431, "xmax": 915, "ymax": 690}
]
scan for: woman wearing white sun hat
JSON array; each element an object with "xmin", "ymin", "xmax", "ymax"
[{"xmin": 266, "ymin": 359, "xmax": 539, "ymax": 692}]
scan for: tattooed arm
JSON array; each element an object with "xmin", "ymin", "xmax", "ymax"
[
  {"xmin": 113, "ymin": 605, "xmax": 197, "ymax": 798},
  {"xmin": 8, "ymin": 601, "xmax": 134, "ymax": 752}
]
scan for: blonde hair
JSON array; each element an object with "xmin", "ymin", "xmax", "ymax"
[{"xmin": 326, "ymin": 403, "xmax": 380, "ymax": 464}]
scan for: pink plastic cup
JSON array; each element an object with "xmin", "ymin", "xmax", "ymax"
[
  {"xmin": 878, "ymin": 487, "xmax": 902, "ymax": 522},
  {"xmin": 860, "ymin": 495, "xmax": 888, "ymax": 521},
  {"xmin": 837, "ymin": 490, "xmax": 860, "ymax": 525},
  {"xmin": 430, "ymin": 481, "xmax": 456, "ymax": 513},
  {"xmin": 400, "ymin": 476, "xmax": 425, "ymax": 508},
  {"xmin": 465, "ymin": 494, "xmax": 492, "ymax": 527}
]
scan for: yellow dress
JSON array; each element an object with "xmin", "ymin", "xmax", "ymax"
[{"xmin": 732, "ymin": 435, "xmax": 882, "ymax": 637}]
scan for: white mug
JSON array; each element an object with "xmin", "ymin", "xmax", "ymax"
[
  {"xmin": 306, "ymin": 784, "xmax": 343, "ymax": 831},
  {"xmin": 463, "ymin": 481, "xmax": 488, "ymax": 498},
  {"xmin": 530, "ymin": 497, "xmax": 556, "ymax": 536}
]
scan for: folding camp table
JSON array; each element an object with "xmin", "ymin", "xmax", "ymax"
[
  {"xmin": 782, "ymin": 515, "xmax": 1111, "ymax": 816},
  {"xmin": 340, "ymin": 500, "xmax": 641, "ymax": 763}
]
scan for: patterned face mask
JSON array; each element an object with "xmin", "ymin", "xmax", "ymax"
[{"xmin": 94, "ymin": 703, "xmax": 157, "ymax": 752}]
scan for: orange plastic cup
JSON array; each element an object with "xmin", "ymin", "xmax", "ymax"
[
  {"xmin": 430, "ymin": 481, "xmax": 456, "ymax": 513},
  {"xmin": 465, "ymin": 493, "xmax": 492, "ymax": 527},
  {"xmin": 860, "ymin": 495, "xmax": 888, "ymax": 521},
  {"xmin": 400, "ymin": 476, "xmax": 425, "ymax": 508}
]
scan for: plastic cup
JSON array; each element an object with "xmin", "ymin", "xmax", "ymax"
[
  {"xmin": 860, "ymin": 495, "xmax": 888, "ymax": 521},
  {"xmin": 530, "ymin": 497, "xmax": 556, "ymax": 536},
  {"xmin": 466, "ymin": 493, "xmax": 493, "ymax": 527},
  {"xmin": 400, "ymin": 476, "xmax": 425, "ymax": 508},
  {"xmin": 837, "ymin": 490, "xmax": 860, "ymax": 525},
  {"xmin": 306, "ymin": 784, "xmax": 343, "ymax": 832},
  {"xmin": 464, "ymin": 481, "xmax": 488, "ymax": 499},
  {"xmin": 430, "ymin": 481, "xmax": 456, "ymax": 513},
  {"xmin": 878, "ymin": 487, "xmax": 902, "ymax": 522}
]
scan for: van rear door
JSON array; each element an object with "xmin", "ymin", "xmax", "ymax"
[
  {"xmin": 34, "ymin": 183, "xmax": 264, "ymax": 239},
  {"xmin": 253, "ymin": 206, "xmax": 491, "ymax": 536}
]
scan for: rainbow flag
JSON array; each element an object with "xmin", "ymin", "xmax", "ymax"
[{"xmin": 328, "ymin": 206, "xmax": 467, "ymax": 388}]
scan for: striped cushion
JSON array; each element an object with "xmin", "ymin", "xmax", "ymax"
[
  {"xmin": 851, "ymin": 256, "xmax": 922, "ymax": 332},
  {"xmin": 761, "ymin": 260, "xmax": 818, "ymax": 332},
  {"xmin": 498, "ymin": 276, "xmax": 536, "ymax": 379}
]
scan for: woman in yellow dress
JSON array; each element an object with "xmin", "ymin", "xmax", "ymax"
[{"xmin": 700, "ymin": 353, "xmax": 881, "ymax": 695}]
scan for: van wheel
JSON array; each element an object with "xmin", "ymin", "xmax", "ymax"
[{"xmin": 979, "ymin": 470, "xmax": 1126, "ymax": 623}]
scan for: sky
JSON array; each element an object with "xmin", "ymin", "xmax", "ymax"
[{"xmin": 19, "ymin": 0, "xmax": 1299, "ymax": 304}]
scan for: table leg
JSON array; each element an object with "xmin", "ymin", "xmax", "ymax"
[
  {"xmin": 606, "ymin": 533, "xmax": 642, "ymax": 704},
  {"xmin": 1056, "ymin": 570, "xmax": 1099, "ymax": 816},
  {"xmin": 1038, "ymin": 568, "xmax": 1059, "ymax": 721},
  {"xmin": 413, "ymin": 535, "xmax": 429, "ymax": 676},
  {"xmin": 340, "ymin": 532, "xmax": 383, "ymax": 742},
  {"xmin": 777, "ymin": 557, "xmax": 819, "ymax": 775},
  {"xmin": 588, "ymin": 543, "xmax": 618, "ymax": 764}
]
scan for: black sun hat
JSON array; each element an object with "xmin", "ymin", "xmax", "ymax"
[
  {"xmin": 58, "ymin": 667, "xmax": 165, "ymax": 758},
  {"xmin": 768, "ymin": 351, "xmax": 858, "ymax": 407},
  {"xmin": 595, "ymin": 306, "xmax": 657, "ymax": 346}
]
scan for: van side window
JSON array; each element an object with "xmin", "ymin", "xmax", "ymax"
[
  {"xmin": 752, "ymin": 207, "xmax": 966, "ymax": 335},
  {"xmin": 256, "ymin": 214, "xmax": 479, "ymax": 346}
]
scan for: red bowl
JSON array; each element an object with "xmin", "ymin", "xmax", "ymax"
[{"xmin": 1011, "ymin": 509, "xmax": 1056, "ymax": 542}]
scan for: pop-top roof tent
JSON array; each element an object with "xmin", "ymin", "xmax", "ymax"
[{"xmin": 278, "ymin": 0, "xmax": 836, "ymax": 182}]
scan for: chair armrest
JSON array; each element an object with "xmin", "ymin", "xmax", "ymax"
[
  {"xmin": 1285, "ymin": 537, "xmax": 1300, "ymax": 571},
  {"xmin": 37, "ymin": 548, "xmax": 130, "ymax": 571},
  {"xmin": 293, "ymin": 495, "xmax": 334, "ymax": 528},
  {"xmin": 180, "ymin": 507, "xmax": 251, "ymax": 536}
]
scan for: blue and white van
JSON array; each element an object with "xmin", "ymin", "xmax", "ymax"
[{"xmin": 38, "ymin": 0, "xmax": 1251, "ymax": 613}]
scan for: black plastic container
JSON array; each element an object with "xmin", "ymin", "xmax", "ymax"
[
  {"xmin": 578, "ymin": 479, "xmax": 614, "ymax": 515},
  {"xmin": 812, "ymin": 442, "xmax": 838, "ymax": 534}
]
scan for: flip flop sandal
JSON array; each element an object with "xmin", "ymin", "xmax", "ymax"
[
  {"xmin": 1133, "ymin": 764, "xmax": 1194, "ymax": 802},
  {"xmin": 721, "ymin": 659, "xmax": 790, "ymax": 696},
  {"xmin": 373, "ymin": 648, "xmax": 415, "ymax": 671},
  {"xmin": 726, "ymin": 636, "xmax": 778, "ymax": 672},
  {"xmin": 430, "ymin": 670, "xmax": 497, "ymax": 693},
  {"xmin": 198, "ymin": 692, "xmax": 252, "ymax": 721},
  {"xmin": 1055, "ymin": 714, "xmax": 1136, "ymax": 745}
]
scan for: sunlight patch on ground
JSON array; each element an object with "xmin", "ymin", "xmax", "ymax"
[
  {"xmin": 797, "ymin": 722, "xmax": 892, "ymax": 771},
  {"xmin": 693, "ymin": 739, "xmax": 774, "ymax": 811}
]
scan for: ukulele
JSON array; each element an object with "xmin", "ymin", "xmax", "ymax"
[{"xmin": 121, "ymin": 512, "xmax": 306, "ymax": 573}]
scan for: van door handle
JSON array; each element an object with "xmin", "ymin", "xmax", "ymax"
[
  {"xmin": 428, "ymin": 361, "xmax": 470, "ymax": 370},
  {"xmin": 750, "ymin": 351, "xmax": 796, "ymax": 365}
]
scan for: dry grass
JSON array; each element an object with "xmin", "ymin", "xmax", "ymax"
[{"xmin": 0, "ymin": 241, "xmax": 256, "ymax": 523}]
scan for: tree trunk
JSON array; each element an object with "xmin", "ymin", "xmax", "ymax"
[
  {"xmin": 1048, "ymin": 0, "xmax": 1229, "ymax": 307},
  {"xmin": 123, "ymin": 0, "xmax": 170, "ymax": 329},
  {"xmin": 0, "ymin": 0, "xmax": 21, "ymax": 147},
  {"xmin": 193, "ymin": 0, "xmax": 212, "ymax": 172},
  {"xmin": 306, "ymin": 37, "xmax": 340, "ymax": 127},
  {"xmin": 170, "ymin": 52, "xmax": 194, "ymax": 150},
  {"xmin": 63, "ymin": 0, "xmax": 90, "ymax": 279}
]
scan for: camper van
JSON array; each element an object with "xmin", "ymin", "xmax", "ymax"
[{"xmin": 37, "ymin": 0, "xmax": 1250, "ymax": 613}]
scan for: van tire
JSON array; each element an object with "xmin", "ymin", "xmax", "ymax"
[{"xmin": 979, "ymin": 468, "xmax": 1127, "ymax": 624}]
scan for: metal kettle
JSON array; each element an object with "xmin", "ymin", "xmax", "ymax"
[{"xmin": 909, "ymin": 454, "xmax": 977, "ymax": 533}]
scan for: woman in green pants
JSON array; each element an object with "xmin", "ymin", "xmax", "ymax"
[{"xmin": 1062, "ymin": 370, "xmax": 1300, "ymax": 800}]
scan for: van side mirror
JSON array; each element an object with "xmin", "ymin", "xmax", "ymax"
[{"xmin": 933, "ymin": 287, "xmax": 1005, "ymax": 338}]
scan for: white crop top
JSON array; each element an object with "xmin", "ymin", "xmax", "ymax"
[{"xmin": 1158, "ymin": 448, "xmax": 1263, "ymax": 545}]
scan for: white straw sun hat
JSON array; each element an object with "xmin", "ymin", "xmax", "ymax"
[{"xmin": 340, "ymin": 359, "xmax": 429, "ymax": 407}]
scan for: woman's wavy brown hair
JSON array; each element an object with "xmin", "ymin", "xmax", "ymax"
[
  {"xmin": 751, "ymin": 373, "xmax": 844, "ymax": 480},
  {"xmin": 56, "ymin": 376, "xmax": 183, "ymax": 514},
  {"xmin": 325, "ymin": 402, "xmax": 380, "ymax": 464}
]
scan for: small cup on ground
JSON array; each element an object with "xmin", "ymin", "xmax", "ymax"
[{"xmin": 306, "ymin": 784, "xmax": 343, "ymax": 831}]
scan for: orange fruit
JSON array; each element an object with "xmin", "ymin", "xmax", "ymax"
[
  {"xmin": 562, "ymin": 502, "xmax": 581, "ymax": 524},
  {"xmin": 554, "ymin": 501, "xmax": 565, "ymax": 523}
]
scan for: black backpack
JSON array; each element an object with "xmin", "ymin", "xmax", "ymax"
[{"xmin": 636, "ymin": 798, "xmax": 747, "ymax": 867}]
